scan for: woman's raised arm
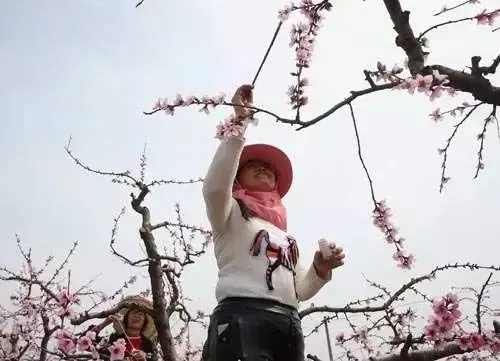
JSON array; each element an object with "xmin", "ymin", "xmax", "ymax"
[
  {"xmin": 202, "ymin": 137, "xmax": 245, "ymax": 232},
  {"xmin": 202, "ymin": 85, "xmax": 253, "ymax": 232}
]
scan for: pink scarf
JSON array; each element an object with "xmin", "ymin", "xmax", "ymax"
[{"xmin": 232, "ymin": 183, "xmax": 287, "ymax": 231}]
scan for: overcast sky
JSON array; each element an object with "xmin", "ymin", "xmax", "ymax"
[{"xmin": 1, "ymin": 0, "xmax": 499, "ymax": 359}]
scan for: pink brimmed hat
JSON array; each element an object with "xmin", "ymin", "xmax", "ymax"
[{"xmin": 238, "ymin": 143, "xmax": 293, "ymax": 198}]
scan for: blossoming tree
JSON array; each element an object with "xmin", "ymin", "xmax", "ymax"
[{"xmin": 1, "ymin": 0, "xmax": 499, "ymax": 360}]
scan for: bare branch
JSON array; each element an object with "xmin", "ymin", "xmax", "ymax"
[
  {"xmin": 131, "ymin": 185, "xmax": 178, "ymax": 361},
  {"xmin": 476, "ymin": 272, "xmax": 493, "ymax": 333},
  {"xmin": 0, "ymin": 275, "xmax": 59, "ymax": 301},
  {"xmin": 293, "ymin": 83, "xmax": 397, "ymax": 130},
  {"xmin": 419, "ymin": 11, "xmax": 499, "ymax": 40},
  {"xmin": 474, "ymin": 106, "xmax": 497, "ymax": 178},
  {"xmin": 299, "ymin": 262, "xmax": 500, "ymax": 319},
  {"xmin": 438, "ymin": 103, "xmax": 483, "ymax": 192}
]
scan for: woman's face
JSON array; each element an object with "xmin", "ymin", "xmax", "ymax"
[
  {"xmin": 238, "ymin": 160, "xmax": 277, "ymax": 192},
  {"xmin": 126, "ymin": 309, "xmax": 146, "ymax": 330}
]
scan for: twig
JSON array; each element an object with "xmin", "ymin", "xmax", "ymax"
[
  {"xmin": 433, "ymin": 0, "xmax": 472, "ymax": 16},
  {"xmin": 474, "ymin": 106, "xmax": 497, "ymax": 178},
  {"xmin": 0, "ymin": 276, "xmax": 59, "ymax": 301},
  {"xmin": 348, "ymin": 103, "xmax": 376, "ymax": 205},
  {"xmin": 294, "ymin": 83, "xmax": 397, "ymax": 130},
  {"xmin": 438, "ymin": 103, "xmax": 483, "ymax": 193},
  {"xmin": 476, "ymin": 272, "xmax": 493, "ymax": 333},
  {"xmin": 418, "ymin": 13, "xmax": 497, "ymax": 40},
  {"xmin": 65, "ymin": 137, "xmax": 138, "ymax": 187},
  {"xmin": 252, "ymin": 22, "xmax": 283, "ymax": 86}
]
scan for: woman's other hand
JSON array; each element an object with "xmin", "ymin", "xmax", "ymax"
[{"xmin": 313, "ymin": 243, "xmax": 345, "ymax": 280}]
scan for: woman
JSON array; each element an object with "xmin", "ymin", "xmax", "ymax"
[
  {"xmin": 89, "ymin": 295, "xmax": 157, "ymax": 361},
  {"xmin": 202, "ymin": 84, "xmax": 345, "ymax": 361}
]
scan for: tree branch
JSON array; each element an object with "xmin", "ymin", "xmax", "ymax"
[
  {"xmin": 382, "ymin": 0, "xmax": 426, "ymax": 75},
  {"xmin": 422, "ymin": 64, "xmax": 500, "ymax": 105},
  {"xmin": 130, "ymin": 185, "xmax": 178, "ymax": 361},
  {"xmin": 292, "ymin": 83, "xmax": 397, "ymax": 130},
  {"xmin": 0, "ymin": 275, "xmax": 59, "ymax": 302},
  {"xmin": 299, "ymin": 262, "xmax": 500, "ymax": 319},
  {"xmin": 381, "ymin": 0, "xmax": 500, "ymax": 106},
  {"xmin": 370, "ymin": 342, "xmax": 465, "ymax": 361}
]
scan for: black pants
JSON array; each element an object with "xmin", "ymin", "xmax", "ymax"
[{"xmin": 202, "ymin": 297, "xmax": 304, "ymax": 361}]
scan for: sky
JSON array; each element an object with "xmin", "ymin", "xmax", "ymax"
[{"xmin": 0, "ymin": 0, "xmax": 499, "ymax": 359}]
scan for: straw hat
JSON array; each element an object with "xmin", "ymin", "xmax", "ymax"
[{"xmin": 112, "ymin": 295, "xmax": 157, "ymax": 341}]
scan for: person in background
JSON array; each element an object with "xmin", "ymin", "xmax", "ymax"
[
  {"xmin": 89, "ymin": 295, "xmax": 158, "ymax": 361},
  {"xmin": 201, "ymin": 84, "xmax": 346, "ymax": 361}
]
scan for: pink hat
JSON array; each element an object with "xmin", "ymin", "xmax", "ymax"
[{"xmin": 238, "ymin": 144, "xmax": 293, "ymax": 198}]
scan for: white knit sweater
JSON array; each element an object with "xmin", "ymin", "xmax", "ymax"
[{"xmin": 202, "ymin": 135, "xmax": 331, "ymax": 309}]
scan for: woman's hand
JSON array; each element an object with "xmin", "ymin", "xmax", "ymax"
[
  {"xmin": 313, "ymin": 243, "xmax": 345, "ymax": 280},
  {"xmin": 90, "ymin": 314, "xmax": 120, "ymax": 335},
  {"xmin": 107, "ymin": 314, "xmax": 122, "ymax": 324},
  {"xmin": 232, "ymin": 84, "xmax": 254, "ymax": 119},
  {"xmin": 104, "ymin": 314, "xmax": 124, "ymax": 333},
  {"xmin": 131, "ymin": 349, "xmax": 146, "ymax": 361}
]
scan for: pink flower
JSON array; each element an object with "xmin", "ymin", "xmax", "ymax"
[
  {"xmin": 457, "ymin": 331, "xmax": 500, "ymax": 353},
  {"xmin": 213, "ymin": 93, "xmax": 226, "ymax": 105},
  {"xmin": 457, "ymin": 334, "xmax": 472, "ymax": 350},
  {"xmin": 430, "ymin": 108, "xmax": 442, "ymax": 121},
  {"xmin": 56, "ymin": 305, "xmax": 71, "ymax": 317},
  {"xmin": 108, "ymin": 339, "xmax": 126, "ymax": 361},
  {"xmin": 77, "ymin": 335, "xmax": 92, "ymax": 351},
  {"xmin": 424, "ymin": 324, "xmax": 438, "ymax": 340},
  {"xmin": 335, "ymin": 332, "xmax": 345, "ymax": 343},
  {"xmin": 489, "ymin": 337, "xmax": 500, "ymax": 353},
  {"xmin": 22, "ymin": 303, "xmax": 38, "ymax": 317},
  {"xmin": 430, "ymin": 85, "xmax": 446, "ymax": 101},
  {"xmin": 173, "ymin": 94, "xmax": 183, "ymax": 106},
  {"xmin": 431, "ymin": 299, "xmax": 447, "ymax": 315},
  {"xmin": 476, "ymin": 9, "xmax": 499, "ymax": 25},
  {"xmin": 424, "ymin": 293, "xmax": 462, "ymax": 342},
  {"xmin": 56, "ymin": 291, "xmax": 78, "ymax": 316},
  {"xmin": 415, "ymin": 74, "xmax": 433, "ymax": 93},
  {"xmin": 299, "ymin": 77, "xmax": 309, "ymax": 87},
  {"xmin": 445, "ymin": 292, "xmax": 459, "ymax": 308},
  {"xmin": 470, "ymin": 332, "xmax": 486, "ymax": 349},
  {"xmin": 57, "ymin": 330, "xmax": 75, "ymax": 354},
  {"xmin": 399, "ymin": 74, "xmax": 433, "ymax": 94},
  {"xmin": 393, "ymin": 251, "xmax": 414, "ymax": 269},
  {"xmin": 57, "ymin": 290, "xmax": 78, "ymax": 305},
  {"xmin": 278, "ymin": 5, "xmax": 293, "ymax": 22},
  {"xmin": 296, "ymin": 39, "xmax": 315, "ymax": 66},
  {"xmin": 432, "ymin": 70, "xmax": 448, "ymax": 84},
  {"xmin": 215, "ymin": 114, "xmax": 247, "ymax": 140}
]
